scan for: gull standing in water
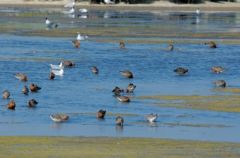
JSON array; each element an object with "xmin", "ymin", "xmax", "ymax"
[
  {"xmin": 76, "ymin": 32, "xmax": 88, "ymax": 41},
  {"xmin": 51, "ymin": 68, "xmax": 64, "ymax": 76}
]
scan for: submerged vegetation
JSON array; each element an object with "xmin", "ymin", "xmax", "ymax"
[{"xmin": 139, "ymin": 94, "xmax": 240, "ymax": 112}]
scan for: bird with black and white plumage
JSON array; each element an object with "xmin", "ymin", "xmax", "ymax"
[
  {"xmin": 174, "ymin": 67, "xmax": 188, "ymax": 75},
  {"xmin": 214, "ymin": 80, "xmax": 227, "ymax": 88},
  {"xmin": 45, "ymin": 17, "xmax": 58, "ymax": 29},
  {"xmin": 97, "ymin": 109, "xmax": 106, "ymax": 119},
  {"xmin": 145, "ymin": 113, "xmax": 158, "ymax": 123},
  {"xmin": 50, "ymin": 113, "xmax": 69, "ymax": 123},
  {"xmin": 115, "ymin": 116, "xmax": 124, "ymax": 126},
  {"xmin": 2, "ymin": 90, "xmax": 10, "ymax": 99},
  {"xmin": 126, "ymin": 83, "xmax": 136, "ymax": 93}
]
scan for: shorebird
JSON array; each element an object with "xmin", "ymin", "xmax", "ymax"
[
  {"xmin": 79, "ymin": 8, "xmax": 88, "ymax": 14},
  {"xmin": 174, "ymin": 67, "xmax": 188, "ymax": 75},
  {"xmin": 211, "ymin": 66, "xmax": 224, "ymax": 74},
  {"xmin": 126, "ymin": 83, "xmax": 136, "ymax": 93},
  {"xmin": 167, "ymin": 43, "xmax": 174, "ymax": 51},
  {"xmin": 112, "ymin": 86, "xmax": 124, "ymax": 96},
  {"xmin": 29, "ymin": 83, "xmax": 41, "ymax": 92},
  {"xmin": 97, "ymin": 109, "xmax": 106, "ymax": 119},
  {"xmin": 50, "ymin": 113, "xmax": 69, "ymax": 122},
  {"xmin": 76, "ymin": 32, "xmax": 88, "ymax": 41},
  {"xmin": 63, "ymin": 60, "xmax": 75, "ymax": 67},
  {"xmin": 15, "ymin": 73, "xmax": 28, "ymax": 82},
  {"xmin": 51, "ymin": 68, "xmax": 64, "ymax": 76},
  {"xmin": 146, "ymin": 113, "xmax": 158, "ymax": 123},
  {"xmin": 7, "ymin": 100, "xmax": 16, "ymax": 110},
  {"xmin": 204, "ymin": 41, "xmax": 217, "ymax": 48},
  {"xmin": 28, "ymin": 99, "xmax": 38, "ymax": 108},
  {"xmin": 196, "ymin": 8, "xmax": 200, "ymax": 15},
  {"xmin": 91, "ymin": 66, "xmax": 99, "ymax": 74},
  {"xmin": 214, "ymin": 80, "xmax": 226, "ymax": 88},
  {"xmin": 22, "ymin": 85, "xmax": 29, "ymax": 95},
  {"xmin": 120, "ymin": 70, "xmax": 133, "ymax": 79},
  {"xmin": 45, "ymin": 17, "xmax": 58, "ymax": 29},
  {"xmin": 49, "ymin": 72, "xmax": 55, "ymax": 80},
  {"xmin": 116, "ymin": 96, "xmax": 130, "ymax": 103},
  {"xmin": 50, "ymin": 62, "xmax": 64, "ymax": 70},
  {"xmin": 72, "ymin": 39, "xmax": 80, "ymax": 48},
  {"xmin": 119, "ymin": 41, "xmax": 125, "ymax": 49},
  {"xmin": 116, "ymin": 116, "xmax": 124, "ymax": 126},
  {"xmin": 2, "ymin": 90, "xmax": 10, "ymax": 99}
]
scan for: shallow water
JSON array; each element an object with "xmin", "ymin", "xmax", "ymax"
[{"xmin": 0, "ymin": 7, "xmax": 240, "ymax": 142}]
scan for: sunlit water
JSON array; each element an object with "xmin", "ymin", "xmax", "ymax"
[{"xmin": 0, "ymin": 7, "xmax": 240, "ymax": 142}]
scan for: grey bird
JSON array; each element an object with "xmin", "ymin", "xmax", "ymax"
[
  {"xmin": 22, "ymin": 85, "xmax": 29, "ymax": 95},
  {"xmin": 116, "ymin": 96, "xmax": 130, "ymax": 102},
  {"xmin": 112, "ymin": 86, "xmax": 124, "ymax": 96},
  {"xmin": 214, "ymin": 80, "xmax": 226, "ymax": 88},
  {"xmin": 50, "ymin": 113, "xmax": 69, "ymax": 123},
  {"xmin": 120, "ymin": 70, "xmax": 133, "ymax": 79},
  {"xmin": 91, "ymin": 66, "xmax": 99, "ymax": 74},
  {"xmin": 126, "ymin": 83, "xmax": 136, "ymax": 93},
  {"xmin": 146, "ymin": 113, "xmax": 158, "ymax": 123},
  {"xmin": 174, "ymin": 67, "xmax": 188, "ymax": 75},
  {"xmin": 211, "ymin": 66, "xmax": 224, "ymax": 74},
  {"xmin": 15, "ymin": 73, "xmax": 28, "ymax": 82},
  {"xmin": 2, "ymin": 90, "xmax": 10, "ymax": 99},
  {"xmin": 97, "ymin": 109, "xmax": 106, "ymax": 119},
  {"xmin": 28, "ymin": 99, "xmax": 38, "ymax": 108},
  {"xmin": 115, "ymin": 116, "xmax": 124, "ymax": 126}
]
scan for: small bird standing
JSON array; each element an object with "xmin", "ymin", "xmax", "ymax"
[
  {"xmin": 2, "ymin": 90, "xmax": 10, "ymax": 99},
  {"xmin": 115, "ymin": 116, "xmax": 124, "ymax": 126},
  {"xmin": 49, "ymin": 72, "xmax": 55, "ymax": 80},
  {"xmin": 126, "ymin": 83, "xmax": 136, "ymax": 93},
  {"xmin": 214, "ymin": 80, "xmax": 226, "ymax": 88},
  {"xmin": 15, "ymin": 73, "xmax": 28, "ymax": 82},
  {"xmin": 22, "ymin": 85, "xmax": 29, "ymax": 95},
  {"xmin": 146, "ymin": 114, "xmax": 158, "ymax": 123},
  {"xmin": 91, "ymin": 66, "xmax": 99, "ymax": 74},
  {"xmin": 97, "ymin": 109, "xmax": 106, "ymax": 119},
  {"xmin": 50, "ymin": 113, "xmax": 69, "ymax": 123},
  {"xmin": 28, "ymin": 99, "xmax": 38, "ymax": 108},
  {"xmin": 29, "ymin": 83, "xmax": 41, "ymax": 92},
  {"xmin": 7, "ymin": 100, "xmax": 16, "ymax": 110}
]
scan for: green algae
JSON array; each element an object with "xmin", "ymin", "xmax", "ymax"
[
  {"xmin": 0, "ymin": 136, "xmax": 240, "ymax": 158},
  {"xmin": 138, "ymin": 95, "xmax": 240, "ymax": 112}
]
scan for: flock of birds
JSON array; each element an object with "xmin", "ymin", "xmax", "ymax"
[{"xmin": 2, "ymin": 6, "xmax": 225, "ymax": 128}]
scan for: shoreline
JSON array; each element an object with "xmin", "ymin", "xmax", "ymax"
[
  {"xmin": 0, "ymin": 136, "xmax": 240, "ymax": 157},
  {"xmin": 1, "ymin": 1, "xmax": 240, "ymax": 12}
]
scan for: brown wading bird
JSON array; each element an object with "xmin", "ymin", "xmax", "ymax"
[
  {"xmin": 204, "ymin": 41, "xmax": 217, "ymax": 48},
  {"xmin": 63, "ymin": 60, "xmax": 75, "ymax": 67},
  {"xmin": 22, "ymin": 85, "xmax": 29, "ymax": 95},
  {"xmin": 72, "ymin": 40, "xmax": 80, "ymax": 48},
  {"xmin": 119, "ymin": 41, "xmax": 125, "ymax": 49},
  {"xmin": 97, "ymin": 109, "xmax": 106, "ymax": 119},
  {"xmin": 126, "ymin": 83, "xmax": 136, "ymax": 93},
  {"xmin": 28, "ymin": 99, "xmax": 38, "ymax": 108},
  {"xmin": 15, "ymin": 73, "xmax": 28, "ymax": 82},
  {"xmin": 49, "ymin": 72, "xmax": 55, "ymax": 80},
  {"xmin": 211, "ymin": 66, "xmax": 224, "ymax": 74},
  {"xmin": 115, "ymin": 116, "xmax": 124, "ymax": 126},
  {"xmin": 29, "ymin": 83, "xmax": 41, "ymax": 92},
  {"xmin": 116, "ymin": 95, "xmax": 130, "ymax": 103},
  {"xmin": 7, "ymin": 100, "xmax": 16, "ymax": 110},
  {"xmin": 174, "ymin": 67, "xmax": 188, "ymax": 75},
  {"xmin": 112, "ymin": 86, "xmax": 124, "ymax": 96},
  {"xmin": 2, "ymin": 90, "xmax": 10, "ymax": 99},
  {"xmin": 214, "ymin": 80, "xmax": 227, "ymax": 88},
  {"xmin": 91, "ymin": 66, "xmax": 99, "ymax": 74},
  {"xmin": 50, "ymin": 113, "xmax": 69, "ymax": 122},
  {"xmin": 120, "ymin": 70, "xmax": 133, "ymax": 79}
]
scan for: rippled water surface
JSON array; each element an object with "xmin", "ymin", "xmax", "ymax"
[{"xmin": 0, "ymin": 7, "xmax": 240, "ymax": 142}]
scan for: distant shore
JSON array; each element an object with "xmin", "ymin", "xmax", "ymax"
[{"xmin": 0, "ymin": 0, "xmax": 240, "ymax": 12}]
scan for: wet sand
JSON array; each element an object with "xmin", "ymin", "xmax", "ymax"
[{"xmin": 0, "ymin": 136, "xmax": 240, "ymax": 158}]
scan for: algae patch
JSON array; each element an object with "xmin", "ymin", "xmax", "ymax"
[{"xmin": 138, "ymin": 95, "xmax": 240, "ymax": 112}]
